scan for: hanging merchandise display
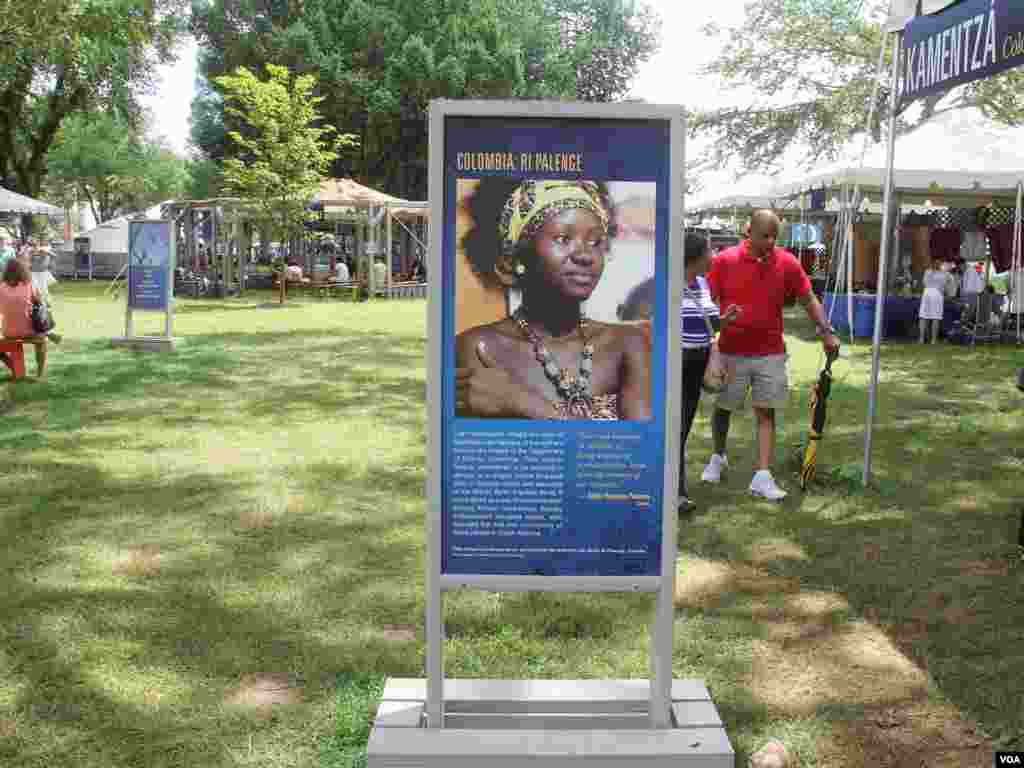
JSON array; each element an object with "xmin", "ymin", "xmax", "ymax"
[{"xmin": 960, "ymin": 229, "xmax": 987, "ymax": 263}]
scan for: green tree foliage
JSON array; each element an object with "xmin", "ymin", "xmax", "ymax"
[
  {"xmin": 47, "ymin": 113, "xmax": 191, "ymax": 224},
  {"xmin": 214, "ymin": 64, "xmax": 357, "ymax": 258},
  {"xmin": 0, "ymin": 0, "xmax": 189, "ymax": 199},
  {"xmin": 186, "ymin": 156, "xmax": 224, "ymax": 200},
  {"xmin": 694, "ymin": 0, "xmax": 1024, "ymax": 177},
  {"xmin": 190, "ymin": 0, "xmax": 659, "ymax": 199}
]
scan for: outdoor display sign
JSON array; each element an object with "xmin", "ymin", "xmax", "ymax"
[
  {"xmin": 114, "ymin": 219, "xmax": 177, "ymax": 351},
  {"xmin": 434, "ymin": 110, "xmax": 681, "ymax": 582},
  {"xmin": 128, "ymin": 220, "xmax": 173, "ymax": 311},
  {"xmin": 425, "ymin": 100, "xmax": 685, "ymax": 731},
  {"xmin": 901, "ymin": 0, "xmax": 1024, "ymax": 105}
]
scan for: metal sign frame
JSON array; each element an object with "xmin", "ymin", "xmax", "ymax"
[
  {"xmin": 426, "ymin": 99, "xmax": 686, "ymax": 731},
  {"xmin": 124, "ymin": 218, "xmax": 176, "ymax": 341}
]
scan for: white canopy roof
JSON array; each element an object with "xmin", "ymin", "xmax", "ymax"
[
  {"xmin": 0, "ymin": 186, "xmax": 63, "ymax": 217},
  {"xmin": 770, "ymin": 167, "xmax": 1024, "ymax": 207}
]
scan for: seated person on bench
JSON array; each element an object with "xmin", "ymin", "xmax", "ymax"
[{"xmin": 0, "ymin": 259, "xmax": 60, "ymax": 378}]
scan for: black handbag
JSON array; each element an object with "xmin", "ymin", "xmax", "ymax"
[{"xmin": 31, "ymin": 295, "xmax": 54, "ymax": 334}]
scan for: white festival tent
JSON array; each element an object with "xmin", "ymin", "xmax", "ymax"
[
  {"xmin": 55, "ymin": 202, "xmax": 170, "ymax": 279},
  {"xmin": 856, "ymin": 0, "xmax": 1024, "ymax": 484}
]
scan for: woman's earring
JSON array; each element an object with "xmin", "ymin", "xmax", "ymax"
[{"xmin": 515, "ymin": 263, "xmax": 526, "ymax": 276}]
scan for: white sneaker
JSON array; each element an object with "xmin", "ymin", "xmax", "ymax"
[
  {"xmin": 701, "ymin": 454, "xmax": 728, "ymax": 484},
  {"xmin": 750, "ymin": 470, "xmax": 787, "ymax": 501}
]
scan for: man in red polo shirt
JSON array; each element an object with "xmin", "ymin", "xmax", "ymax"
[{"xmin": 701, "ymin": 210, "xmax": 840, "ymax": 500}]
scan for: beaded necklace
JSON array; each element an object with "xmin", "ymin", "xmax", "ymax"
[{"xmin": 513, "ymin": 307, "xmax": 595, "ymax": 419}]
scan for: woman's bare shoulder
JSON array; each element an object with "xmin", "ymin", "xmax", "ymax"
[
  {"xmin": 456, "ymin": 318, "xmax": 518, "ymax": 345},
  {"xmin": 590, "ymin": 320, "xmax": 647, "ymax": 344}
]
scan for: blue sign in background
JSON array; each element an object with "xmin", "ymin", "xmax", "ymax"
[
  {"xmin": 441, "ymin": 116, "xmax": 673, "ymax": 578},
  {"xmin": 901, "ymin": 0, "xmax": 1024, "ymax": 105},
  {"xmin": 128, "ymin": 221, "xmax": 172, "ymax": 312}
]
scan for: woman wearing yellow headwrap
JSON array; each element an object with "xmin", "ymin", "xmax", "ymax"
[{"xmin": 456, "ymin": 179, "xmax": 651, "ymax": 421}]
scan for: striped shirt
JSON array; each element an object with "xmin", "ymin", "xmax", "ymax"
[{"xmin": 681, "ymin": 275, "xmax": 719, "ymax": 349}]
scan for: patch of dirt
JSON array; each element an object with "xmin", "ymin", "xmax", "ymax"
[
  {"xmin": 747, "ymin": 621, "xmax": 930, "ymax": 718},
  {"xmin": 224, "ymin": 673, "xmax": 304, "ymax": 719},
  {"xmin": 942, "ymin": 605, "xmax": 978, "ymax": 625},
  {"xmin": 0, "ymin": 718, "xmax": 16, "ymax": 738},
  {"xmin": 749, "ymin": 539, "xmax": 809, "ymax": 565},
  {"xmin": 863, "ymin": 606, "xmax": 882, "ymax": 624},
  {"xmin": 142, "ymin": 688, "xmax": 163, "ymax": 707},
  {"xmin": 112, "ymin": 544, "xmax": 161, "ymax": 577},
  {"xmin": 954, "ymin": 496, "xmax": 981, "ymax": 512},
  {"xmin": 285, "ymin": 494, "xmax": 306, "ymax": 514},
  {"xmin": 817, "ymin": 700, "xmax": 993, "ymax": 768},
  {"xmin": 239, "ymin": 508, "xmax": 274, "ymax": 530},
  {"xmin": 927, "ymin": 592, "xmax": 951, "ymax": 612},
  {"xmin": 958, "ymin": 559, "xmax": 1009, "ymax": 577},
  {"xmin": 209, "ymin": 446, "xmax": 244, "ymax": 467},
  {"xmin": 381, "ymin": 625, "xmax": 417, "ymax": 643},
  {"xmin": 675, "ymin": 558, "xmax": 800, "ymax": 610},
  {"xmin": 863, "ymin": 542, "xmax": 882, "ymax": 562}
]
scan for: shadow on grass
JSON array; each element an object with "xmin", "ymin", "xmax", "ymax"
[
  {"xmin": 678, "ymin": 311, "xmax": 1024, "ymax": 760},
  {"xmin": 0, "ymin": 453, "xmax": 427, "ymax": 767},
  {"xmin": 0, "ymin": 323, "xmax": 432, "ymax": 767},
  {"xmin": 4, "ymin": 328, "xmax": 427, "ymax": 436}
]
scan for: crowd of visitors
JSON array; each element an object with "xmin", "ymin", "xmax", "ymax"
[{"xmin": 0, "ymin": 239, "xmax": 62, "ymax": 380}]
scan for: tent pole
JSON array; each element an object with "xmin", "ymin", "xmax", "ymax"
[
  {"xmin": 1015, "ymin": 182, "xmax": 1022, "ymax": 342},
  {"xmin": 863, "ymin": 30, "xmax": 903, "ymax": 488},
  {"xmin": 386, "ymin": 204, "xmax": 393, "ymax": 296}
]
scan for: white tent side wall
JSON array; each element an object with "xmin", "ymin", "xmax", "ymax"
[{"xmin": 55, "ymin": 218, "xmax": 130, "ymax": 278}]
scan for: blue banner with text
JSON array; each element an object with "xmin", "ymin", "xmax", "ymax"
[
  {"xmin": 128, "ymin": 221, "xmax": 172, "ymax": 312},
  {"xmin": 901, "ymin": 0, "xmax": 1024, "ymax": 105}
]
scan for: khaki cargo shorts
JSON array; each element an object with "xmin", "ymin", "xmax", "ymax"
[{"xmin": 716, "ymin": 353, "xmax": 789, "ymax": 412}]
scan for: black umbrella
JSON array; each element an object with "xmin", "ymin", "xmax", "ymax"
[{"xmin": 800, "ymin": 350, "xmax": 840, "ymax": 491}]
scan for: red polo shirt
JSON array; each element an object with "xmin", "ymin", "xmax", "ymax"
[{"xmin": 706, "ymin": 241, "xmax": 811, "ymax": 357}]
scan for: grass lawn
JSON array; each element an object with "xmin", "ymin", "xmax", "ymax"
[{"xmin": 1, "ymin": 281, "xmax": 1023, "ymax": 767}]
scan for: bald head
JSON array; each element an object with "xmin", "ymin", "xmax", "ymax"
[{"xmin": 748, "ymin": 209, "xmax": 780, "ymax": 259}]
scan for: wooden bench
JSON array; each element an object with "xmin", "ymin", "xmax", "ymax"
[
  {"xmin": 0, "ymin": 337, "xmax": 44, "ymax": 380},
  {"xmin": 387, "ymin": 281, "xmax": 427, "ymax": 299}
]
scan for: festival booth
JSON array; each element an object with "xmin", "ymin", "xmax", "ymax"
[
  {"xmin": 772, "ymin": 167, "xmax": 1024, "ymax": 339},
  {"xmin": 689, "ymin": 189, "xmax": 923, "ymax": 295},
  {"xmin": 0, "ymin": 186, "xmax": 64, "ymax": 235},
  {"xmin": 54, "ymin": 202, "xmax": 175, "ymax": 280},
  {"xmin": 159, "ymin": 198, "xmax": 259, "ymax": 296},
  {"xmin": 311, "ymin": 178, "xmax": 429, "ymax": 298},
  {"xmin": 55, "ymin": 216, "xmax": 130, "ymax": 279},
  {"xmin": 851, "ymin": 0, "xmax": 1024, "ymax": 484}
]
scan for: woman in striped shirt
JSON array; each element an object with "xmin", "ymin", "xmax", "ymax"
[{"xmin": 679, "ymin": 234, "xmax": 739, "ymax": 513}]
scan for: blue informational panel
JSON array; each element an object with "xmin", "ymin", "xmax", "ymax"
[
  {"xmin": 128, "ymin": 220, "xmax": 173, "ymax": 312},
  {"xmin": 901, "ymin": 0, "xmax": 1024, "ymax": 105},
  {"xmin": 440, "ymin": 115, "xmax": 672, "ymax": 578}
]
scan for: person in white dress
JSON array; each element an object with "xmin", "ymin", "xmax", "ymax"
[{"xmin": 918, "ymin": 256, "xmax": 951, "ymax": 344}]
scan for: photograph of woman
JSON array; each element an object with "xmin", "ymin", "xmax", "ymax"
[{"xmin": 455, "ymin": 178, "xmax": 652, "ymax": 421}]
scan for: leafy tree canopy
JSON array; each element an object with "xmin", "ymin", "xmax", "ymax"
[
  {"xmin": 693, "ymin": 0, "xmax": 1024, "ymax": 178},
  {"xmin": 47, "ymin": 112, "xmax": 191, "ymax": 224},
  {"xmin": 214, "ymin": 63, "xmax": 358, "ymax": 250},
  {"xmin": 190, "ymin": 0, "xmax": 659, "ymax": 199},
  {"xmin": 0, "ymin": 0, "xmax": 190, "ymax": 199}
]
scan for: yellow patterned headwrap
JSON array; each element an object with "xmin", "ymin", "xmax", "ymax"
[{"xmin": 499, "ymin": 181, "xmax": 609, "ymax": 260}]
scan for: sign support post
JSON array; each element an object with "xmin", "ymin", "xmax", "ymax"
[
  {"xmin": 112, "ymin": 219, "xmax": 181, "ymax": 352},
  {"xmin": 863, "ymin": 31, "xmax": 903, "ymax": 487},
  {"xmin": 369, "ymin": 100, "xmax": 731, "ymax": 767}
]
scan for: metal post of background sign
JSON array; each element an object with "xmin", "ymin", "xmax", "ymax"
[{"xmin": 368, "ymin": 99, "xmax": 733, "ymax": 768}]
